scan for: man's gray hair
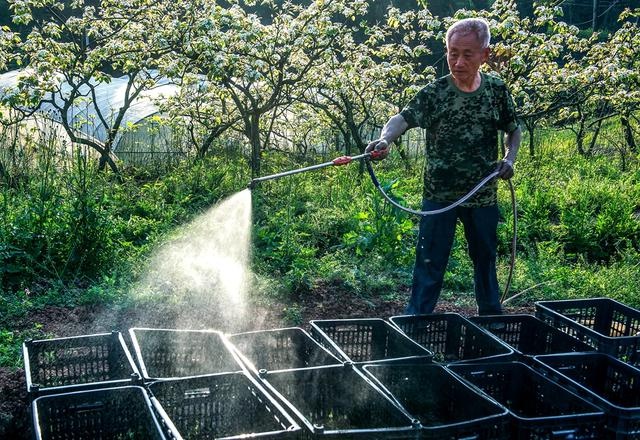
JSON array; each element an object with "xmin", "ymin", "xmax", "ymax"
[{"xmin": 446, "ymin": 18, "xmax": 491, "ymax": 49}]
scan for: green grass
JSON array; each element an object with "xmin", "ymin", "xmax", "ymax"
[{"xmin": 1, "ymin": 122, "xmax": 640, "ymax": 368}]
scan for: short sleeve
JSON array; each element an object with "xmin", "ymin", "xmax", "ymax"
[{"xmin": 399, "ymin": 86, "xmax": 433, "ymax": 130}]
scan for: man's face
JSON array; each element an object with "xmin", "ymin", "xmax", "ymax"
[{"xmin": 446, "ymin": 31, "xmax": 489, "ymax": 83}]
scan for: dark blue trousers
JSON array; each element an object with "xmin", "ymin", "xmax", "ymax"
[{"xmin": 406, "ymin": 200, "xmax": 502, "ymax": 316}]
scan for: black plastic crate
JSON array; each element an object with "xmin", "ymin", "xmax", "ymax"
[
  {"xmin": 389, "ymin": 313, "xmax": 515, "ymax": 364},
  {"xmin": 536, "ymin": 297, "xmax": 640, "ymax": 366},
  {"xmin": 362, "ymin": 363, "xmax": 510, "ymax": 439},
  {"xmin": 227, "ymin": 327, "xmax": 342, "ymax": 373},
  {"xmin": 32, "ymin": 385, "xmax": 171, "ymax": 440},
  {"xmin": 23, "ymin": 331, "xmax": 140, "ymax": 396},
  {"xmin": 148, "ymin": 371, "xmax": 300, "ymax": 439},
  {"xmin": 447, "ymin": 362, "xmax": 605, "ymax": 439},
  {"xmin": 534, "ymin": 352, "xmax": 640, "ymax": 439},
  {"xmin": 309, "ymin": 318, "xmax": 432, "ymax": 364},
  {"xmin": 258, "ymin": 364, "xmax": 420, "ymax": 438},
  {"xmin": 470, "ymin": 314, "xmax": 594, "ymax": 360},
  {"xmin": 129, "ymin": 328, "xmax": 243, "ymax": 380}
]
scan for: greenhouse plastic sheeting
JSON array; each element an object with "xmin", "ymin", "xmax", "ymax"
[{"xmin": 0, "ymin": 69, "xmax": 179, "ymax": 151}]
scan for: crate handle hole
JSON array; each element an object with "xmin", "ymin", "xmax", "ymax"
[{"xmin": 184, "ymin": 387, "xmax": 211, "ymax": 399}]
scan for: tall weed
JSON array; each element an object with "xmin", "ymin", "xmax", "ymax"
[
  {"xmin": 513, "ymin": 128, "xmax": 639, "ymax": 261},
  {"xmin": 1, "ymin": 121, "xmax": 639, "ymax": 311},
  {"xmin": 0, "ymin": 141, "xmax": 247, "ymax": 293}
]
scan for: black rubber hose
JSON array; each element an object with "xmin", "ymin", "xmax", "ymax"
[{"xmin": 365, "ymin": 158, "xmax": 517, "ymax": 302}]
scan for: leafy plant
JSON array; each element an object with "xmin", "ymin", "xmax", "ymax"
[{"xmin": 0, "ymin": 324, "xmax": 49, "ymax": 369}]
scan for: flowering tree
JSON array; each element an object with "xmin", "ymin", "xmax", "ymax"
[
  {"xmin": 5, "ymin": 0, "xmax": 176, "ymax": 173},
  {"xmin": 301, "ymin": 31, "xmax": 391, "ymax": 156},
  {"xmin": 574, "ymin": 8, "xmax": 640, "ymax": 158},
  {"xmin": 155, "ymin": 74, "xmax": 241, "ymax": 159},
  {"xmin": 3, "ymin": 0, "xmax": 637, "ymax": 173},
  {"xmin": 299, "ymin": 6, "xmax": 438, "ymax": 162},
  {"xmin": 172, "ymin": 0, "xmax": 369, "ymax": 177},
  {"xmin": 477, "ymin": 0, "xmax": 592, "ymax": 156},
  {"xmin": 370, "ymin": 7, "xmax": 438, "ymax": 164},
  {"xmin": 0, "ymin": 25, "xmax": 19, "ymax": 72}
]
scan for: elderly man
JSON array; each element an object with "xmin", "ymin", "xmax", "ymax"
[{"xmin": 366, "ymin": 17, "xmax": 521, "ymax": 315}]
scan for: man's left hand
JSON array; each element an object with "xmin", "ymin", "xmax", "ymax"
[{"xmin": 496, "ymin": 159, "xmax": 514, "ymax": 180}]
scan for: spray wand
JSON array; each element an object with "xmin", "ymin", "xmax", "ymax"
[
  {"xmin": 248, "ymin": 152, "xmax": 517, "ymax": 302},
  {"xmin": 249, "ymin": 151, "xmax": 499, "ymax": 217},
  {"xmin": 247, "ymin": 152, "xmax": 377, "ymax": 189}
]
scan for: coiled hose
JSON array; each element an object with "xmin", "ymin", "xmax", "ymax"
[
  {"xmin": 364, "ymin": 159, "xmax": 517, "ymax": 303},
  {"xmin": 248, "ymin": 153, "xmax": 518, "ymax": 303}
]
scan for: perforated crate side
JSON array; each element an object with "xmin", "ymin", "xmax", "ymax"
[
  {"xmin": 258, "ymin": 364, "xmax": 421, "ymax": 438},
  {"xmin": 148, "ymin": 371, "xmax": 300, "ymax": 439},
  {"xmin": 389, "ymin": 313, "xmax": 515, "ymax": 364},
  {"xmin": 32, "ymin": 385, "xmax": 168, "ymax": 440},
  {"xmin": 309, "ymin": 318, "xmax": 432, "ymax": 364},
  {"xmin": 23, "ymin": 331, "xmax": 140, "ymax": 396},
  {"xmin": 129, "ymin": 327, "xmax": 244, "ymax": 380},
  {"xmin": 447, "ymin": 362, "xmax": 605, "ymax": 440},
  {"xmin": 363, "ymin": 363, "xmax": 510, "ymax": 439},
  {"xmin": 534, "ymin": 352, "xmax": 640, "ymax": 438},
  {"xmin": 227, "ymin": 327, "xmax": 342, "ymax": 373},
  {"xmin": 470, "ymin": 314, "xmax": 594, "ymax": 359},
  {"xmin": 535, "ymin": 298, "xmax": 640, "ymax": 366}
]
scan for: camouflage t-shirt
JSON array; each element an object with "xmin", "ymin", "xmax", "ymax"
[{"xmin": 400, "ymin": 73, "xmax": 519, "ymax": 207}]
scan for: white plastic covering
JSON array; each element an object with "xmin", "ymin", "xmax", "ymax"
[{"xmin": 0, "ymin": 69, "xmax": 179, "ymax": 152}]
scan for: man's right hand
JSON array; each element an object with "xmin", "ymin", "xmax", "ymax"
[{"xmin": 365, "ymin": 138, "xmax": 390, "ymax": 160}]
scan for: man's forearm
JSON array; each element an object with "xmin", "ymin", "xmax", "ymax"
[
  {"xmin": 379, "ymin": 114, "xmax": 409, "ymax": 145},
  {"xmin": 366, "ymin": 114, "xmax": 409, "ymax": 158},
  {"xmin": 503, "ymin": 127, "xmax": 521, "ymax": 164}
]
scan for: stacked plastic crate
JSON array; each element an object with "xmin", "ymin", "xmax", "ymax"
[
  {"xmin": 128, "ymin": 328, "xmax": 301, "ymax": 439},
  {"xmin": 23, "ymin": 331, "xmax": 168, "ymax": 439},
  {"xmin": 227, "ymin": 325, "xmax": 422, "ymax": 439},
  {"xmin": 23, "ymin": 297, "xmax": 640, "ymax": 439},
  {"xmin": 534, "ymin": 297, "xmax": 640, "ymax": 439},
  {"xmin": 385, "ymin": 313, "xmax": 607, "ymax": 439},
  {"xmin": 533, "ymin": 352, "xmax": 640, "ymax": 439},
  {"xmin": 305, "ymin": 316, "xmax": 511, "ymax": 439},
  {"xmin": 468, "ymin": 314, "xmax": 595, "ymax": 361},
  {"xmin": 535, "ymin": 297, "xmax": 640, "ymax": 367}
]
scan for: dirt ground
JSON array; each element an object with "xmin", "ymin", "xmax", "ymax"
[{"xmin": 0, "ymin": 282, "xmax": 533, "ymax": 439}]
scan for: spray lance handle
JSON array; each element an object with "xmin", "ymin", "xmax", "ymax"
[
  {"xmin": 332, "ymin": 151, "xmax": 383, "ymax": 165},
  {"xmin": 331, "ymin": 156, "xmax": 353, "ymax": 166},
  {"xmin": 248, "ymin": 151, "xmax": 378, "ymax": 189},
  {"xmin": 368, "ymin": 150, "xmax": 385, "ymax": 160}
]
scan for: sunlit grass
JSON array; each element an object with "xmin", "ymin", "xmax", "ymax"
[{"xmin": 1, "ymin": 121, "xmax": 639, "ymax": 368}]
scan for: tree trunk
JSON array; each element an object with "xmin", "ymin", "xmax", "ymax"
[
  {"xmin": 576, "ymin": 120, "xmax": 586, "ymax": 156},
  {"xmin": 250, "ymin": 113, "xmax": 261, "ymax": 178},
  {"xmin": 394, "ymin": 138, "xmax": 411, "ymax": 171},
  {"xmin": 97, "ymin": 149, "xmax": 120, "ymax": 174},
  {"xmin": 525, "ymin": 120, "xmax": 536, "ymax": 158},
  {"xmin": 586, "ymin": 118, "xmax": 603, "ymax": 156},
  {"xmin": 621, "ymin": 115, "xmax": 637, "ymax": 153},
  {"xmin": 343, "ymin": 132, "xmax": 352, "ymax": 156},
  {"xmin": 198, "ymin": 131, "xmax": 216, "ymax": 159}
]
